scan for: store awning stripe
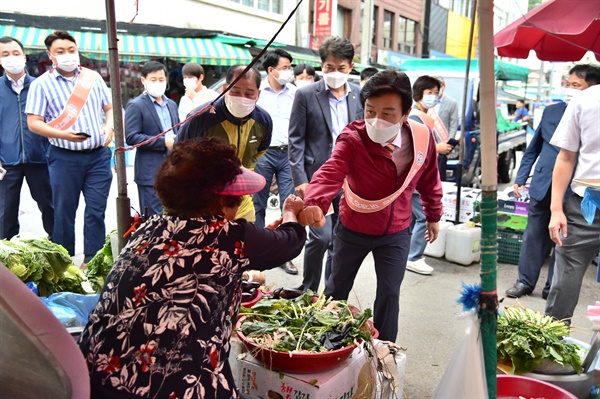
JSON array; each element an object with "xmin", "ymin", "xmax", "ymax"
[{"xmin": 0, "ymin": 25, "xmax": 251, "ymax": 65}]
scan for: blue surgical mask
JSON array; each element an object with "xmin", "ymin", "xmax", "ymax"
[{"xmin": 422, "ymin": 94, "xmax": 439, "ymax": 109}]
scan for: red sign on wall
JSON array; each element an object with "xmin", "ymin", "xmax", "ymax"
[{"xmin": 314, "ymin": 0, "xmax": 333, "ymax": 37}]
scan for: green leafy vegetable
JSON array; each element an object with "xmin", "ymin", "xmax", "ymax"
[
  {"xmin": 239, "ymin": 290, "xmax": 373, "ymax": 353},
  {"xmin": 497, "ymin": 305, "xmax": 583, "ymax": 374},
  {"xmin": 84, "ymin": 232, "xmax": 115, "ymax": 292}
]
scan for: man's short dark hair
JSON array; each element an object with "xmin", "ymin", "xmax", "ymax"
[
  {"xmin": 294, "ymin": 63, "xmax": 316, "ymax": 77},
  {"xmin": 412, "ymin": 75, "xmax": 441, "ymax": 102},
  {"xmin": 182, "ymin": 63, "xmax": 205, "ymax": 79},
  {"xmin": 262, "ymin": 49, "xmax": 293, "ymax": 71},
  {"xmin": 516, "ymin": 99, "xmax": 525, "ymax": 105},
  {"xmin": 44, "ymin": 30, "xmax": 77, "ymax": 49},
  {"xmin": 361, "ymin": 70, "xmax": 413, "ymax": 116},
  {"xmin": 569, "ymin": 64, "xmax": 600, "ymax": 86},
  {"xmin": 141, "ymin": 61, "xmax": 168, "ymax": 78},
  {"xmin": 0, "ymin": 36, "xmax": 24, "ymax": 53},
  {"xmin": 225, "ymin": 65, "xmax": 261, "ymax": 89},
  {"xmin": 360, "ymin": 67, "xmax": 379, "ymax": 81},
  {"xmin": 319, "ymin": 36, "xmax": 355, "ymax": 64}
]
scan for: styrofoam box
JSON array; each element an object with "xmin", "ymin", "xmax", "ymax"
[
  {"xmin": 237, "ymin": 346, "xmax": 372, "ymax": 399},
  {"xmin": 442, "ymin": 206, "xmax": 474, "ymax": 223},
  {"xmin": 441, "ymin": 182, "xmax": 482, "ymax": 209}
]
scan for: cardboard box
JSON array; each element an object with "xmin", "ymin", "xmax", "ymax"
[
  {"xmin": 442, "ymin": 205, "xmax": 475, "ymax": 223},
  {"xmin": 236, "ymin": 346, "xmax": 372, "ymax": 399},
  {"xmin": 497, "ymin": 212, "xmax": 528, "ymax": 231},
  {"xmin": 498, "ymin": 199, "xmax": 529, "ymax": 216}
]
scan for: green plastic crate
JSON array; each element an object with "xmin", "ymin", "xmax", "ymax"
[{"xmin": 497, "ymin": 228, "xmax": 523, "ymax": 265}]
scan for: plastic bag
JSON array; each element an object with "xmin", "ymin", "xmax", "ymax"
[
  {"xmin": 41, "ymin": 292, "xmax": 100, "ymax": 327},
  {"xmin": 432, "ymin": 311, "xmax": 488, "ymax": 399},
  {"xmin": 581, "ymin": 187, "xmax": 600, "ymax": 225}
]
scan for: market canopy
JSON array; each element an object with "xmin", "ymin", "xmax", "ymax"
[
  {"xmin": 0, "ymin": 24, "xmax": 252, "ymax": 65},
  {"xmin": 400, "ymin": 58, "xmax": 529, "ymax": 82}
]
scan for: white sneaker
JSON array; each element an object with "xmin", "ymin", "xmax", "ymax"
[{"xmin": 406, "ymin": 258, "xmax": 433, "ymax": 275}]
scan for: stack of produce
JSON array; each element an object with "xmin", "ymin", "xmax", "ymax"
[
  {"xmin": 83, "ymin": 233, "xmax": 115, "ymax": 293},
  {"xmin": 0, "ymin": 233, "xmax": 86, "ymax": 295}
]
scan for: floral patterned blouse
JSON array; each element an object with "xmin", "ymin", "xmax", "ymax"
[{"xmin": 78, "ymin": 215, "xmax": 306, "ymax": 399}]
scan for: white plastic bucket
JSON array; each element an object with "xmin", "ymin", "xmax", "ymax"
[
  {"xmin": 424, "ymin": 221, "xmax": 454, "ymax": 258},
  {"xmin": 445, "ymin": 223, "xmax": 481, "ymax": 265}
]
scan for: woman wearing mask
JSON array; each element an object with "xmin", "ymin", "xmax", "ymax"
[
  {"xmin": 178, "ymin": 62, "xmax": 219, "ymax": 122},
  {"xmin": 125, "ymin": 61, "xmax": 179, "ymax": 216},
  {"xmin": 405, "ymin": 75, "xmax": 454, "ymax": 276},
  {"xmin": 79, "ymin": 137, "xmax": 307, "ymax": 399},
  {"xmin": 297, "ymin": 70, "xmax": 442, "ymax": 342},
  {"xmin": 293, "ymin": 63, "xmax": 318, "ymax": 88}
]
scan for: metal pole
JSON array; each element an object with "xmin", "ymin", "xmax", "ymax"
[
  {"xmin": 105, "ymin": 0, "xmax": 131, "ymax": 251},
  {"xmin": 478, "ymin": 0, "xmax": 499, "ymax": 397},
  {"xmin": 455, "ymin": 0, "xmax": 477, "ymax": 221}
]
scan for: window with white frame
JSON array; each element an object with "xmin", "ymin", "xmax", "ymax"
[
  {"xmin": 397, "ymin": 16, "xmax": 416, "ymax": 55},
  {"xmin": 383, "ymin": 10, "xmax": 393, "ymax": 49},
  {"xmin": 225, "ymin": 0, "xmax": 283, "ymax": 14}
]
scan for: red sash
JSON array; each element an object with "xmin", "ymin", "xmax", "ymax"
[
  {"xmin": 427, "ymin": 107, "xmax": 449, "ymax": 142},
  {"xmin": 343, "ymin": 120, "xmax": 430, "ymax": 214},
  {"xmin": 47, "ymin": 67, "xmax": 95, "ymax": 131}
]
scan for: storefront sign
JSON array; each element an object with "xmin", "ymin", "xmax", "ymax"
[
  {"xmin": 310, "ymin": 0, "xmax": 333, "ymax": 50},
  {"xmin": 377, "ymin": 49, "xmax": 415, "ymax": 69}
]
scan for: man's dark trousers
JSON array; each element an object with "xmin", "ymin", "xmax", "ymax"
[
  {"xmin": 516, "ymin": 189, "xmax": 554, "ymax": 296},
  {"xmin": 324, "ymin": 223, "xmax": 410, "ymax": 342},
  {"xmin": 0, "ymin": 164, "xmax": 53, "ymax": 239},
  {"xmin": 253, "ymin": 147, "xmax": 295, "ymax": 228},
  {"xmin": 48, "ymin": 146, "xmax": 112, "ymax": 260}
]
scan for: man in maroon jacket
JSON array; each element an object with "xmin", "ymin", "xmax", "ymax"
[{"xmin": 299, "ymin": 70, "xmax": 443, "ymax": 342}]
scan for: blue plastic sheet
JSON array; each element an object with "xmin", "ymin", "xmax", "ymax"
[
  {"xmin": 41, "ymin": 292, "xmax": 100, "ymax": 327},
  {"xmin": 581, "ymin": 187, "xmax": 600, "ymax": 225}
]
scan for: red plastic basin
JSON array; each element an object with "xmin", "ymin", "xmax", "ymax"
[
  {"xmin": 236, "ymin": 316, "xmax": 372, "ymax": 374},
  {"xmin": 240, "ymin": 289, "xmax": 263, "ymax": 308},
  {"xmin": 497, "ymin": 374, "xmax": 578, "ymax": 399}
]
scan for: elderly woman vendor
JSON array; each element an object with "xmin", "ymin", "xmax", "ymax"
[
  {"xmin": 78, "ymin": 137, "xmax": 306, "ymax": 399},
  {"xmin": 299, "ymin": 70, "xmax": 443, "ymax": 342}
]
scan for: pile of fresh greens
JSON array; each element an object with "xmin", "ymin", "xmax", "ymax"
[
  {"xmin": 83, "ymin": 232, "xmax": 115, "ymax": 293},
  {"xmin": 497, "ymin": 305, "xmax": 583, "ymax": 374},
  {"xmin": 0, "ymin": 234, "xmax": 86, "ymax": 295},
  {"xmin": 239, "ymin": 291, "xmax": 373, "ymax": 353}
]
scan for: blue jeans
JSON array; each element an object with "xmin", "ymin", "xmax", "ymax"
[
  {"xmin": 408, "ymin": 192, "xmax": 427, "ymax": 262},
  {"xmin": 253, "ymin": 148, "xmax": 295, "ymax": 228},
  {"xmin": 48, "ymin": 146, "xmax": 112, "ymax": 259},
  {"xmin": 0, "ymin": 163, "xmax": 54, "ymax": 240}
]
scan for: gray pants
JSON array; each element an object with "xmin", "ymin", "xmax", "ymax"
[{"xmin": 545, "ymin": 194, "xmax": 600, "ymax": 322}]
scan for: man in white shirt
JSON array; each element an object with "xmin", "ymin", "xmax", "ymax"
[
  {"xmin": 546, "ymin": 84, "xmax": 600, "ymax": 323},
  {"xmin": 254, "ymin": 49, "xmax": 298, "ymax": 274}
]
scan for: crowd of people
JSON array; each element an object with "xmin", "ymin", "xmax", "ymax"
[{"xmin": 1, "ymin": 29, "xmax": 599, "ymax": 398}]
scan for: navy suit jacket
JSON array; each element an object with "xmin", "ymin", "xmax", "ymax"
[
  {"xmin": 514, "ymin": 101, "xmax": 571, "ymax": 202},
  {"xmin": 125, "ymin": 93, "xmax": 179, "ymax": 185},
  {"xmin": 288, "ymin": 79, "xmax": 363, "ymax": 186}
]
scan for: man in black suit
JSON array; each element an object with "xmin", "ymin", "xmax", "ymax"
[
  {"xmin": 288, "ymin": 36, "xmax": 364, "ymax": 292},
  {"xmin": 125, "ymin": 61, "xmax": 179, "ymax": 216}
]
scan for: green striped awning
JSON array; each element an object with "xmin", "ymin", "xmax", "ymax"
[
  {"xmin": 286, "ymin": 50, "xmax": 321, "ymax": 68},
  {"xmin": 0, "ymin": 25, "xmax": 252, "ymax": 65}
]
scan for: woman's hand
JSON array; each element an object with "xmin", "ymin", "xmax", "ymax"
[{"xmin": 281, "ymin": 194, "xmax": 304, "ymax": 224}]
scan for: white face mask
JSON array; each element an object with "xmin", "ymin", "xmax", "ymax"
[
  {"xmin": 365, "ymin": 118, "xmax": 400, "ymax": 145},
  {"xmin": 1, "ymin": 55, "xmax": 26, "ymax": 75},
  {"xmin": 145, "ymin": 81, "xmax": 167, "ymax": 98},
  {"xmin": 295, "ymin": 80, "xmax": 312, "ymax": 89},
  {"xmin": 226, "ymin": 94, "xmax": 256, "ymax": 118},
  {"xmin": 563, "ymin": 87, "xmax": 580, "ymax": 104},
  {"xmin": 53, "ymin": 52, "xmax": 79, "ymax": 72},
  {"xmin": 323, "ymin": 71, "xmax": 349, "ymax": 89},
  {"xmin": 183, "ymin": 78, "xmax": 198, "ymax": 90},
  {"xmin": 273, "ymin": 69, "xmax": 293, "ymax": 85},
  {"xmin": 421, "ymin": 94, "xmax": 439, "ymax": 109}
]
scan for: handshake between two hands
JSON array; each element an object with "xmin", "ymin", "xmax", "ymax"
[{"xmin": 265, "ymin": 195, "xmax": 326, "ymax": 230}]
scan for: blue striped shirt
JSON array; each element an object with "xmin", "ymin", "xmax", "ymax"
[
  {"xmin": 149, "ymin": 94, "xmax": 173, "ymax": 132},
  {"xmin": 25, "ymin": 68, "xmax": 111, "ymax": 151}
]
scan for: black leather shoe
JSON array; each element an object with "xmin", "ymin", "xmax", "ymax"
[
  {"xmin": 505, "ymin": 282, "xmax": 533, "ymax": 298},
  {"xmin": 542, "ymin": 291, "xmax": 549, "ymax": 300},
  {"xmin": 281, "ymin": 261, "xmax": 298, "ymax": 275}
]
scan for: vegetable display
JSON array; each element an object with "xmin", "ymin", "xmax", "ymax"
[
  {"xmin": 239, "ymin": 291, "xmax": 373, "ymax": 353},
  {"xmin": 0, "ymin": 233, "xmax": 86, "ymax": 296},
  {"xmin": 497, "ymin": 305, "xmax": 583, "ymax": 374},
  {"xmin": 83, "ymin": 233, "xmax": 115, "ymax": 293}
]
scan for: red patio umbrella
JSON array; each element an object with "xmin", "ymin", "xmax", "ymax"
[{"xmin": 494, "ymin": 0, "xmax": 600, "ymax": 61}]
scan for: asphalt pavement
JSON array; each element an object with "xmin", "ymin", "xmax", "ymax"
[{"xmin": 17, "ymin": 165, "xmax": 598, "ymax": 398}]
